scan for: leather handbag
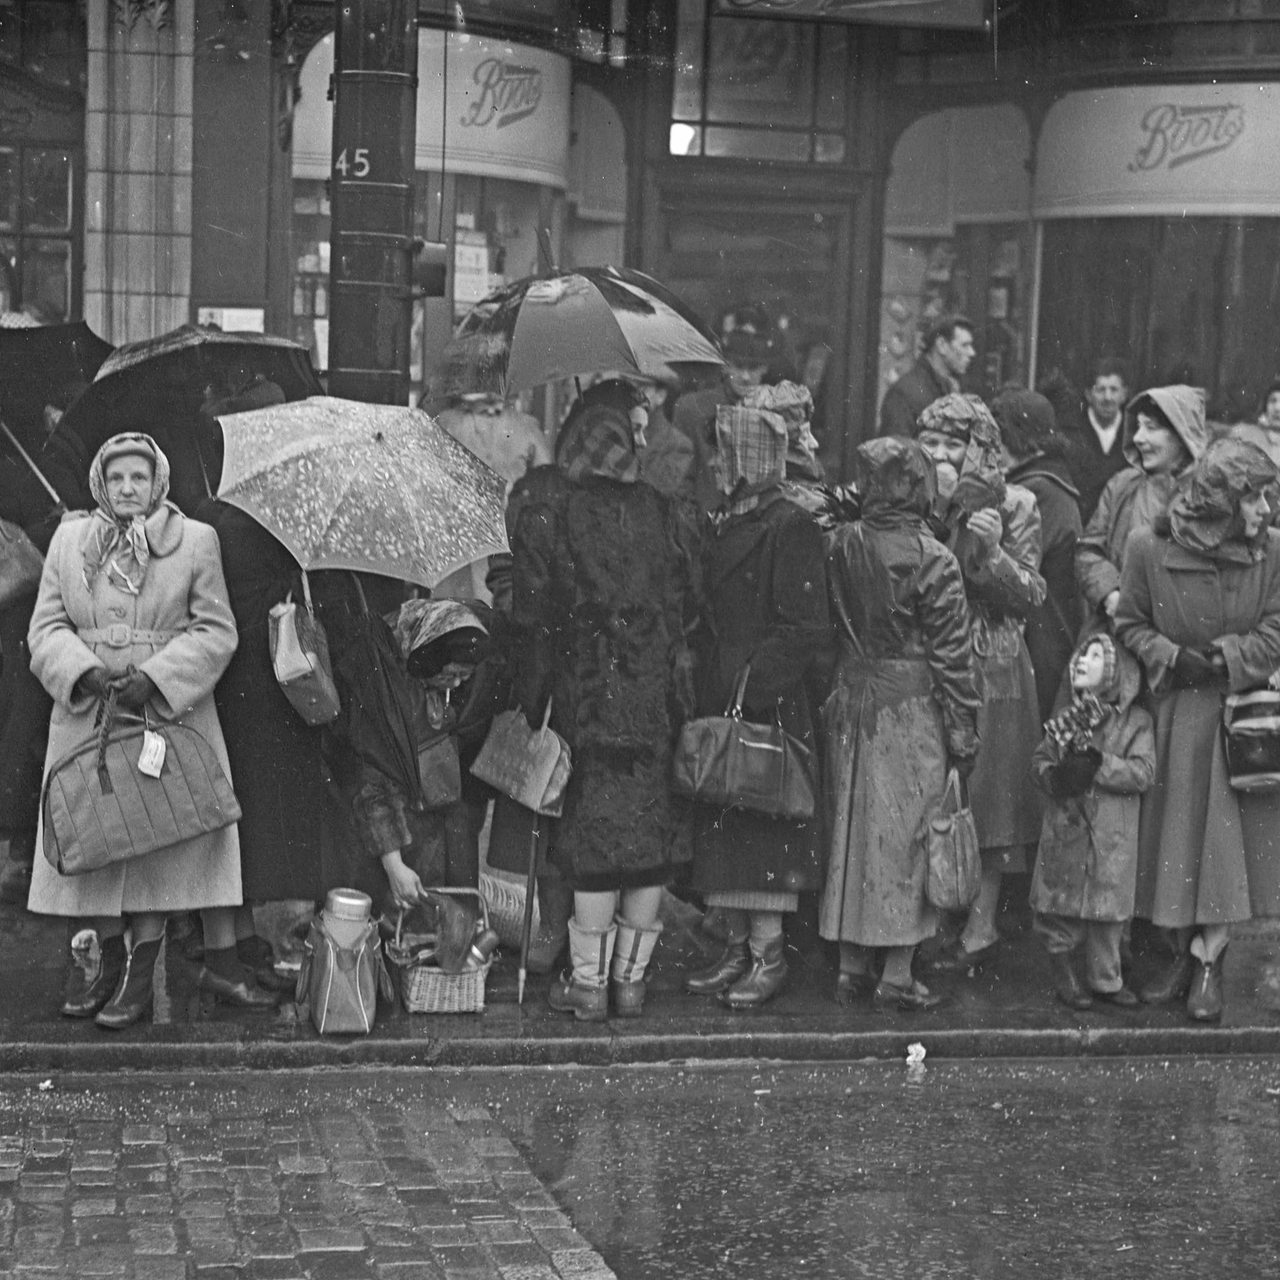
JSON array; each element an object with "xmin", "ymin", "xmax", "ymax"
[
  {"xmin": 0, "ymin": 517, "xmax": 44, "ymax": 608},
  {"xmin": 923, "ymin": 769, "xmax": 981, "ymax": 912},
  {"xmin": 41, "ymin": 693, "xmax": 242, "ymax": 876},
  {"xmin": 671, "ymin": 665, "xmax": 815, "ymax": 821},
  {"xmin": 469, "ymin": 700, "xmax": 572, "ymax": 817},
  {"xmin": 269, "ymin": 570, "xmax": 340, "ymax": 727}
]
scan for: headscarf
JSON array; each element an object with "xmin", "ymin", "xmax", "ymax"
[
  {"xmin": 1166, "ymin": 437, "xmax": 1277, "ymax": 562},
  {"xmin": 915, "ymin": 392, "xmax": 1006, "ymax": 514},
  {"xmin": 713, "ymin": 386, "xmax": 788, "ymax": 516},
  {"xmin": 84, "ymin": 432, "xmax": 173, "ymax": 595},
  {"xmin": 1043, "ymin": 633, "xmax": 1120, "ymax": 752},
  {"xmin": 854, "ymin": 436, "xmax": 936, "ymax": 530},
  {"xmin": 391, "ymin": 598, "xmax": 488, "ymax": 664},
  {"xmin": 556, "ymin": 402, "xmax": 640, "ymax": 484}
]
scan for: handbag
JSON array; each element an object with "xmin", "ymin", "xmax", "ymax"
[
  {"xmin": 0, "ymin": 517, "xmax": 44, "ymax": 608},
  {"xmin": 1223, "ymin": 690, "xmax": 1280, "ymax": 792},
  {"xmin": 671, "ymin": 665, "xmax": 815, "ymax": 821},
  {"xmin": 469, "ymin": 700, "xmax": 572, "ymax": 817},
  {"xmin": 41, "ymin": 693, "xmax": 242, "ymax": 876},
  {"xmin": 923, "ymin": 769, "xmax": 981, "ymax": 912},
  {"xmin": 295, "ymin": 914, "xmax": 393, "ymax": 1034},
  {"xmin": 269, "ymin": 570, "xmax": 340, "ymax": 726}
]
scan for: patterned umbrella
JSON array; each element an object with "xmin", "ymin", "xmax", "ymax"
[
  {"xmin": 440, "ymin": 266, "xmax": 724, "ymax": 397},
  {"xmin": 215, "ymin": 396, "xmax": 509, "ymax": 590}
]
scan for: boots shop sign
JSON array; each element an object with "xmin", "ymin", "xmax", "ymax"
[
  {"xmin": 292, "ymin": 31, "xmax": 570, "ymax": 189},
  {"xmin": 1034, "ymin": 84, "xmax": 1280, "ymax": 219}
]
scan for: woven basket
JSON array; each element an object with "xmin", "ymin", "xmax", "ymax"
[{"xmin": 387, "ymin": 887, "xmax": 492, "ymax": 1014}]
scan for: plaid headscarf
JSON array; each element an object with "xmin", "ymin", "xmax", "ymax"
[
  {"xmin": 714, "ymin": 390, "xmax": 788, "ymax": 516},
  {"xmin": 1044, "ymin": 634, "xmax": 1120, "ymax": 752},
  {"xmin": 557, "ymin": 403, "xmax": 640, "ymax": 485},
  {"xmin": 391, "ymin": 598, "xmax": 488, "ymax": 663},
  {"xmin": 916, "ymin": 392, "xmax": 1007, "ymax": 514},
  {"xmin": 84, "ymin": 432, "xmax": 172, "ymax": 595}
]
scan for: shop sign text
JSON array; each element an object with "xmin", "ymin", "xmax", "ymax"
[
  {"xmin": 461, "ymin": 59, "xmax": 543, "ymax": 130},
  {"xmin": 1129, "ymin": 103, "xmax": 1245, "ymax": 173}
]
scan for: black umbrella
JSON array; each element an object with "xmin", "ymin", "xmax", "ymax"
[{"xmin": 0, "ymin": 321, "xmax": 111, "ymax": 454}]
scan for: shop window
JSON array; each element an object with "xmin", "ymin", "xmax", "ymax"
[
  {"xmin": 669, "ymin": 0, "xmax": 848, "ymax": 163},
  {"xmin": 0, "ymin": 144, "xmax": 73, "ymax": 321},
  {"xmin": 0, "ymin": 0, "xmax": 85, "ymax": 92}
]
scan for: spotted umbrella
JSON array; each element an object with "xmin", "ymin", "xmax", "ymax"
[
  {"xmin": 440, "ymin": 265, "xmax": 724, "ymax": 397},
  {"xmin": 215, "ymin": 396, "xmax": 509, "ymax": 590}
]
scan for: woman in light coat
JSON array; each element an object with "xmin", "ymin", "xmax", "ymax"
[{"xmin": 28, "ymin": 433, "xmax": 275, "ymax": 1027}]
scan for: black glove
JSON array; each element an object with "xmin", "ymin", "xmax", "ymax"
[
  {"xmin": 1171, "ymin": 647, "xmax": 1219, "ymax": 689},
  {"xmin": 75, "ymin": 667, "xmax": 112, "ymax": 702},
  {"xmin": 111, "ymin": 668, "xmax": 157, "ymax": 711},
  {"xmin": 1049, "ymin": 747, "xmax": 1103, "ymax": 799},
  {"xmin": 947, "ymin": 753, "xmax": 977, "ymax": 783}
]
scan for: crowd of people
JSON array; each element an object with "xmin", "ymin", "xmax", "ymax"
[{"xmin": 5, "ymin": 305, "xmax": 1280, "ymax": 1033}]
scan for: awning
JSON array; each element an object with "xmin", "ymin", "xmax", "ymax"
[
  {"xmin": 712, "ymin": 0, "xmax": 986, "ymax": 28},
  {"xmin": 1034, "ymin": 84, "xmax": 1280, "ymax": 219}
]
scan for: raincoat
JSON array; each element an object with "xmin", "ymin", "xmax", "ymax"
[
  {"xmin": 1076, "ymin": 385, "xmax": 1208, "ymax": 621},
  {"xmin": 1115, "ymin": 438, "xmax": 1280, "ymax": 926},
  {"xmin": 509, "ymin": 406, "xmax": 699, "ymax": 890},
  {"xmin": 819, "ymin": 438, "xmax": 980, "ymax": 948},
  {"xmin": 1029, "ymin": 641, "xmax": 1155, "ymax": 922},
  {"xmin": 27, "ymin": 440, "xmax": 241, "ymax": 916}
]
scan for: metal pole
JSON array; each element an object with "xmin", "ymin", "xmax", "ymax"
[{"xmin": 328, "ymin": 0, "xmax": 419, "ymax": 405}]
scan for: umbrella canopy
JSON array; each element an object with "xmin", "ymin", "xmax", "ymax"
[
  {"xmin": 441, "ymin": 266, "xmax": 724, "ymax": 397},
  {"xmin": 0, "ymin": 321, "xmax": 112, "ymax": 454},
  {"xmin": 215, "ymin": 396, "xmax": 510, "ymax": 590}
]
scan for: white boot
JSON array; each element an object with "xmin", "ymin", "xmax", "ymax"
[
  {"xmin": 612, "ymin": 917, "xmax": 662, "ymax": 1018},
  {"xmin": 547, "ymin": 919, "xmax": 616, "ymax": 1022}
]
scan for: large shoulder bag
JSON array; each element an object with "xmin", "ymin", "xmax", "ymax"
[
  {"xmin": 469, "ymin": 700, "xmax": 572, "ymax": 817},
  {"xmin": 295, "ymin": 915, "xmax": 393, "ymax": 1034},
  {"xmin": 671, "ymin": 665, "xmax": 815, "ymax": 821},
  {"xmin": 269, "ymin": 569, "xmax": 341, "ymax": 726},
  {"xmin": 41, "ymin": 692, "xmax": 242, "ymax": 876},
  {"xmin": 0, "ymin": 516, "xmax": 44, "ymax": 608},
  {"xmin": 923, "ymin": 769, "xmax": 981, "ymax": 911}
]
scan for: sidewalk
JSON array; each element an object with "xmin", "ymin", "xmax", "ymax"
[{"xmin": 3, "ymin": 875, "xmax": 1280, "ymax": 1072}]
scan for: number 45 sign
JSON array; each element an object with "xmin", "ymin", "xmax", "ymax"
[{"xmin": 334, "ymin": 148, "xmax": 371, "ymax": 179}]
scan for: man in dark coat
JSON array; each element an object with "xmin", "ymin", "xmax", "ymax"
[
  {"xmin": 878, "ymin": 314, "xmax": 976, "ymax": 438},
  {"xmin": 1064, "ymin": 356, "xmax": 1131, "ymax": 522}
]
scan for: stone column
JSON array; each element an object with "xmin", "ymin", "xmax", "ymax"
[{"xmin": 83, "ymin": 0, "xmax": 194, "ymax": 343}]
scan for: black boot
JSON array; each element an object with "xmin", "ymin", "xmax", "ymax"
[
  {"xmin": 721, "ymin": 937, "xmax": 788, "ymax": 1009},
  {"xmin": 236, "ymin": 935, "xmax": 292, "ymax": 992},
  {"xmin": 1139, "ymin": 950, "xmax": 1194, "ymax": 1005},
  {"xmin": 684, "ymin": 939, "xmax": 749, "ymax": 995},
  {"xmin": 95, "ymin": 936, "xmax": 162, "ymax": 1029},
  {"xmin": 198, "ymin": 946, "xmax": 279, "ymax": 1010},
  {"xmin": 1050, "ymin": 951, "xmax": 1093, "ymax": 1011},
  {"xmin": 62, "ymin": 932, "xmax": 126, "ymax": 1018}
]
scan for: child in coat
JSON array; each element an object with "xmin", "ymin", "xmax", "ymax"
[{"xmin": 1030, "ymin": 633, "xmax": 1156, "ymax": 1010}]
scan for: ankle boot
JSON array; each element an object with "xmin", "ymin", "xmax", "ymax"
[
  {"xmin": 721, "ymin": 936, "xmax": 787, "ymax": 1009},
  {"xmin": 684, "ymin": 938, "xmax": 750, "ymax": 995},
  {"xmin": 1187, "ymin": 948, "xmax": 1226, "ymax": 1022},
  {"xmin": 1050, "ymin": 951, "xmax": 1093, "ymax": 1011},
  {"xmin": 236, "ymin": 936, "xmax": 292, "ymax": 993},
  {"xmin": 611, "ymin": 918, "xmax": 662, "ymax": 1018},
  {"xmin": 548, "ymin": 919, "xmax": 615, "ymax": 1022},
  {"xmin": 198, "ymin": 946, "xmax": 280, "ymax": 1010},
  {"xmin": 62, "ymin": 932, "xmax": 126, "ymax": 1018},
  {"xmin": 1139, "ymin": 949, "xmax": 1195, "ymax": 1005},
  {"xmin": 95, "ymin": 936, "xmax": 162, "ymax": 1030}
]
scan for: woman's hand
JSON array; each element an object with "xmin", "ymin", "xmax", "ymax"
[
  {"xmin": 1103, "ymin": 589, "xmax": 1121, "ymax": 619},
  {"xmin": 965, "ymin": 508, "xmax": 1003, "ymax": 561},
  {"xmin": 112, "ymin": 668, "xmax": 157, "ymax": 710},
  {"xmin": 380, "ymin": 849, "xmax": 425, "ymax": 911},
  {"xmin": 76, "ymin": 667, "xmax": 112, "ymax": 702}
]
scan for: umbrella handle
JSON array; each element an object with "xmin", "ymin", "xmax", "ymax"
[{"xmin": 0, "ymin": 418, "xmax": 61, "ymax": 506}]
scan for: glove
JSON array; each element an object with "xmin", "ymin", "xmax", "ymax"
[
  {"xmin": 1171, "ymin": 647, "xmax": 1219, "ymax": 689},
  {"xmin": 947, "ymin": 753, "xmax": 977, "ymax": 782},
  {"xmin": 76, "ymin": 667, "xmax": 112, "ymax": 702},
  {"xmin": 1049, "ymin": 747, "xmax": 1103, "ymax": 799},
  {"xmin": 111, "ymin": 667, "xmax": 157, "ymax": 711}
]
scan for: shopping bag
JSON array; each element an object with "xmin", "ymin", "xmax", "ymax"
[
  {"xmin": 671, "ymin": 665, "xmax": 815, "ymax": 821},
  {"xmin": 923, "ymin": 769, "xmax": 981, "ymax": 911},
  {"xmin": 0, "ymin": 517, "xmax": 43, "ymax": 608},
  {"xmin": 295, "ymin": 914, "xmax": 393, "ymax": 1034},
  {"xmin": 41, "ymin": 694, "xmax": 242, "ymax": 876},
  {"xmin": 269, "ymin": 570, "xmax": 340, "ymax": 726},
  {"xmin": 469, "ymin": 700, "xmax": 571, "ymax": 817}
]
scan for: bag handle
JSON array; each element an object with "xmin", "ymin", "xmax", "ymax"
[
  {"xmin": 941, "ymin": 767, "xmax": 965, "ymax": 814},
  {"xmin": 724, "ymin": 665, "xmax": 751, "ymax": 719},
  {"xmin": 94, "ymin": 688, "xmax": 120, "ymax": 795},
  {"xmin": 300, "ymin": 568, "xmax": 315, "ymax": 614}
]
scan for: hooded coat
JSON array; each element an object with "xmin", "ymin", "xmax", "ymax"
[
  {"xmin": 1115, "ymin": 439, "xmax": 1280, "ymax": 926},
  {"xmin": 819, "ymin": 438, "xmax": 980, "ymax": 948},
  {"xmin": 1029, "ymin": 641, "xmax": 1155, "ymax": 922},
  {"xmin": 1076, "ymin": 385, "xmax": 1208, "ymax": 619}
]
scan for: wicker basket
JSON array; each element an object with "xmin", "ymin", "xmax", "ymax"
[{"xmin": 387, "ymin": 887, "xmax": 492, "ymax": 1014}]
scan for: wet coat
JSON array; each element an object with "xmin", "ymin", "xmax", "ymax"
[
  {"xmin": 1116, "ymin": 523, "xmax": 1280, "ymax": 926},
  {"xmin": 1029, "ymin": 648, "xmax": 1155, "ymax": 922},
  {"xmin": 1076, "ymin": 385, "xmax": 1208, "ymax": 620},
  {"xmin": 819, "ymin": 439, "xmax": 980, "ymax": 948},
  {"xmin": 509, "ymin": 466, "xmax": 698, "ymax": 890},
  {"xmin": 27, "ymin": 508, "xmax": 241, "ymax": 916},
  {"xmin": 690, "ymin": 490, "xmax": 831, "ymax": 898}
]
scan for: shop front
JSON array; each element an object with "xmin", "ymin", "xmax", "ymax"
[{"xmin": 291, "ymin": 28, "xmax": 570, "ymax": 400}]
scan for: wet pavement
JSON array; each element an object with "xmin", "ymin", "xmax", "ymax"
[
  {"xmin": 0, "ymin": 1059, "xmax": 1278, "ymax": 1279},
  {"xmin": 1, "ymin": 873, "xmax": 1280, "ymax": 1071}
]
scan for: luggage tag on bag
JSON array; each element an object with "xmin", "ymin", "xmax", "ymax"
[{"xmin": 138, "ymin": 730, "xmax": 166, "ymax": 778}]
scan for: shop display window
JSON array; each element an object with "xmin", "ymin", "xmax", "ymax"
[
  {"xmin": 669, "ymin": 0, "xmax": 849, "ymax": 163},
  {"xmin": 0, "ymin": 143, "xmax": 73, "ymax": 322}
]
